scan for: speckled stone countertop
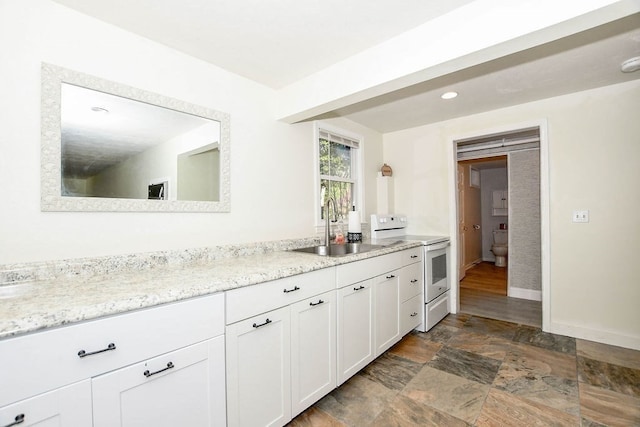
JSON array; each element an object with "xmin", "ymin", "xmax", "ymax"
[{"xmin": 0, "ymin": 238, "xmax": 421, "ymax": 340}]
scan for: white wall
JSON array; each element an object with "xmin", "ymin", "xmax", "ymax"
[
  {"xmin": 384, "ymin": 79, "xmax": 640, "ymax": 350},
  {"xmin": 0, "ymin": 0, "xmax": 383, "ymax": 264}
]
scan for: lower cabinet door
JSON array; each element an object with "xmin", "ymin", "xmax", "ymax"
[
  {"xmin": 337, "ymin": 279, "xmax": 374, "ymax": 385},
  {"xmin": 374, "ymin": 272, "xmax": 400, "ymax": 356},
  {"xmin": 226, "ymin": 306, "xmax": 291, "ymax": 427},
  {"xmin": 92, "ymin": 337, "xmax": 226, "ymax": 427},
  {"xmin": 290, "ymin": 290, "xmax": 336, "ymax": 417},
  {"xmin": 0, "ymin": 380, "xmax": 92, "ymax": 427}
]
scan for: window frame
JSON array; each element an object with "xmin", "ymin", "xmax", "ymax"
[{"xmin": 313, "ymin": 122, "xmax": 364, "ymax": 229}]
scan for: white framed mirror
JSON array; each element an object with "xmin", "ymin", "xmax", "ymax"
[{"xmin": 41, "ymin": 63, "xmax": 230, "ymax": 212}]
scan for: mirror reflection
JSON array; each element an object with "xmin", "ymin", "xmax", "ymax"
[
  {"xmin": 61, "ymin": 83, "xmax": 220, "ymax": 202},
  {"xmin": 41, "ymin": 63, "xmax": 230, "ymax": 212}
]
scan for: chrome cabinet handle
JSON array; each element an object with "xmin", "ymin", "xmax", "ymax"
[
  {"xmin": 353, "ymin": 285, "xmax": 365, "ymax": 291},
  {"xmin": 253, "ymin": 318, "xmax": 272, "ymax": 328},
  {"xmin": 385, "ymin": 274, "xmax": 396, "ymax": 279},
  {"xmin": 144, "ymin": 362, "xmax": 174, "ymax": 378},
  {"xmin": 410, "ymin": 255, "xmax": 418, "ymax": 258},
  {"xmin": 410, "ymin": 312, "xmax": 418, "ymax": 317},
  {"xmin": 78, "ymin": 343, "xmax": 116, "ymax": 358},
  {"xmin": 283, "ymin": 286, "xmax": 300, "ymax": 293},
  {"xmin": 309, "ymin": 299, "xmax": 324, "ymax": 306},
  {"xmin": 410, "ymin": 279, "xmax": 418, "ymax": 283},
  {"xmin": 3, "ymin": 414, "xmax": 24, "ymax": 427}
]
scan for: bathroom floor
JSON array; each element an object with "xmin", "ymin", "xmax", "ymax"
[{"xmin": 287, "ymin": 314, "xmax": 640, "ymax": 426}]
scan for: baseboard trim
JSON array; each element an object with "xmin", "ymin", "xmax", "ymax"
[
  {"xmin": 507, "ymin": 287, "xmax": 541, "ymax": 301},
  {"xmin": 548, "ymin": 321, "xmax": 640, "ymax": 351}
]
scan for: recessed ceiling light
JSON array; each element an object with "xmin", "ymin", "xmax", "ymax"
[
  {"xmin": 441, "ymin": 91, "xmax": 458, "ymax": 100},
  {"xmin": 91, "ymin": 106, "xmax": 109, "ymax": 113},
  {"xmin": 621, "ymin": 56, "xmax": 640, "ymax": 73}
]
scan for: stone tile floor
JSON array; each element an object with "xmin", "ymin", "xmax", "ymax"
[{"xmin": 287, "ymin": 314, "xmax": 640, "ymax": 426}]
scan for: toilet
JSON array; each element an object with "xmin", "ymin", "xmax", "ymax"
[{"xmin": 491, "ymin": 229, "xmax": 508, "ymax": 267}]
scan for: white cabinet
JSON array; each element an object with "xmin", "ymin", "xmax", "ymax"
[
  {"xmin": 374, "ymin": 272, "xmax": 400, "ymax": 356},
  {"xmin": 492, "ymin": 189, "xmax": 508, "ymax": 216},
  {"xmin": 92, "ymin": 337, "xmax": 226, "ymax": 427},
  {"xmin": 226, "ymin": 306, "xmax": 291, "ymax": 427},
  {"xmin": 290, "ymin": 290, "xmax": 336, "ymax": 416},
  {"xmin": 336, "ymin": 247, "xmax": 424, "ymax": 385},
  {"xmin": 225, "ymin": 269, "xmax": 336, "ymax": 427},
  {"xmin": 399, "ymin": 262, "xmax": 423, "ymax": 335},
  {"xmin": 0, "ymin": 293, "xmax": 226, "ymax": 427},
  {"xmin": 336, "ymin": 279, "xmax": 374, "ymax": 385},
  {"xmin": 0, "ymin": 380, "xmax": 92, "ymax": 427}
]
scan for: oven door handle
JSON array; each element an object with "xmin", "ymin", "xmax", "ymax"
[{"xmin": 426, "ymin": 241, "xmax": 450, "ymax": 251}]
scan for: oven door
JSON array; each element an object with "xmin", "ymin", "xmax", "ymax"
[{"xmin": 425, "ymin": 241, "xmax": 450, "ymax": 302}]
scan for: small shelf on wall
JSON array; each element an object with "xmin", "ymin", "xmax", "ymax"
[{"xmin": 492, "ymin": 190, "xmax": 508, "ymax": 216}]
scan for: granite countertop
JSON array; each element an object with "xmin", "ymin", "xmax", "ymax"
[{"xmin": 0, "ymin": 240, "xmax": 421, "ymax": 340}]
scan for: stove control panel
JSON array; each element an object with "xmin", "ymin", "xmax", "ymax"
[{"xmin": 370, "ymin": 214, "xmax": 407, "ymax": 234}]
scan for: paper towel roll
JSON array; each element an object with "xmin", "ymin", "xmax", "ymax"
[{"xmin": 348, "ymin": 211, "xmax": 361, "ymax": 233}]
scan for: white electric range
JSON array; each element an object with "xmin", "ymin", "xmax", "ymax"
[{"xmin": 370, "ymin": 214, "xmax": 451, "ymax": 332}]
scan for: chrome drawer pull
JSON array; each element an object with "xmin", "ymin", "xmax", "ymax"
[
  {"xmin": 283, "ymin": 286, "xmax": 300, "ymax": 293},
  {"xmin": 353, "ymin": 285, "xmax": 365, "ymax": 291},
  {"xmin": 386, "ymin": 274, "xmax": 396, "ymax": 279},
  {"xmin": 78, "ymin": 342, "xmax": 116, "ymax": 358},
  {"xmin": 253, "ymin": 318, "xmax": 272, "ymax": 328},
  {"xmin": 410, "ymin": 279, "xmax": 418, "ymax": 283},
  {"xmin": 144, "ymin": 362, "xmax": 174, "ymax": 378},
  {"xmin": 410, "ymin": 255, "xmax": 418, "ymax": 258},
  {"xmin": 309, "ymin": 299, "xmax": 324, "ymax": 306},
  {"xmin": 410, "ymin": 312, "xmax": 418, "ymax": 317},
  {"xmin": 3, "ymin": 414, "xmax": 24, "ymax": 427}
]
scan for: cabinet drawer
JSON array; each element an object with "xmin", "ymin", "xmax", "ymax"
[
  {"xmin": 336, "ymin": 252, "xmax": 402, "ymax": 287},
  {"xmin": 399, "ymin": 262, "xmax": 423, "ymax": 302},
  {"xmin": 226, "ymin": 267, "xmax": 335, "ymax": 324},
  {"xmin": 402, "ymin": 247, "xmax": 423, "ymax": 264},
  {"xmin": 0, "ymin": 292, "xmax": 224, "ymax": 408},
  {"xmin": 400, "ymin": 294, "xmax": 422, "ymax": 335}
]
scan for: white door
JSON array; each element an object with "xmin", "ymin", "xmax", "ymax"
[
  {"xmin": 290, "ymin": 290, "xmax": 336, "ymax": 417},
  {"xmin": 0, "ymin": 380, "xmax": 92, "ymax": 427},
  {"xmin": 337, "ymin": 280, "xmax": 374, "ymax": 385},
  {"xmin": 226, "ymin": 306, "xmax": 291, "ymax": 427},
  {"xmin": 92, "ymin": 337, "xmax": 226, "ymax": 427},
  {"xmin": 374, "ymin": 271, "xmax": 400, "ymax": 356}
]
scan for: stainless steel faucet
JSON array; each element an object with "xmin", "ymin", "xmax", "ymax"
[{"xmin": 324, "ymin": 197, "xmax": 338, "ymax": 247}]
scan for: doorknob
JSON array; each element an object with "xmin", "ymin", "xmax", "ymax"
[{"xmin": 473, "ymin": 224, "xmax": 481, "ymax": 230}]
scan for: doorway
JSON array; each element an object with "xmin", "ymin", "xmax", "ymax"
[{"xmin": 453, "ymin": 126, "xmax": 544, "ymax": 327}]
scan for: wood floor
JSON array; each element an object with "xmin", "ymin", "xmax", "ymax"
[
  {"xmin": 459, "ymin": 262, "xmax": 541, "ymax": 327},
  {"xmin": 460, "ymin": 261, "xmax": 507, "ymax": 295}
]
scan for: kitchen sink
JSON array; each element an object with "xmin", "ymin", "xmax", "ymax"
[{"xmin": 292, "ymin": 242, "xmax": 385, "ymax": 257}]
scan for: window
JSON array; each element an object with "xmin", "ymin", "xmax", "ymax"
[{"xmin": 315, "ymin": 124, "xmax": 362, "ymax": 225}]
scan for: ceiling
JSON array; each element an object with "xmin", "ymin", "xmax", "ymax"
[
  {"xmin": 52, "ymin": 0, "xmax": 640, "ymax": 133},
  {"xmin": 51, "ymin": 0, "xmax": 475, "ymax": 89},
  {"xmin": 324, "ymin": 14, "xmax": 640, "ymax": 132}
]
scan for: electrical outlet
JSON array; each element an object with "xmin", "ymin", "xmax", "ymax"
[{"xmin": 572, "ymin": 210, "xmax": 589, "ymax": 223}]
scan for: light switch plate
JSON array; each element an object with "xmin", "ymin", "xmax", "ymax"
[{"xmin": 572, "ymin": 210, "xmax": 589, "ymax": 223}]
